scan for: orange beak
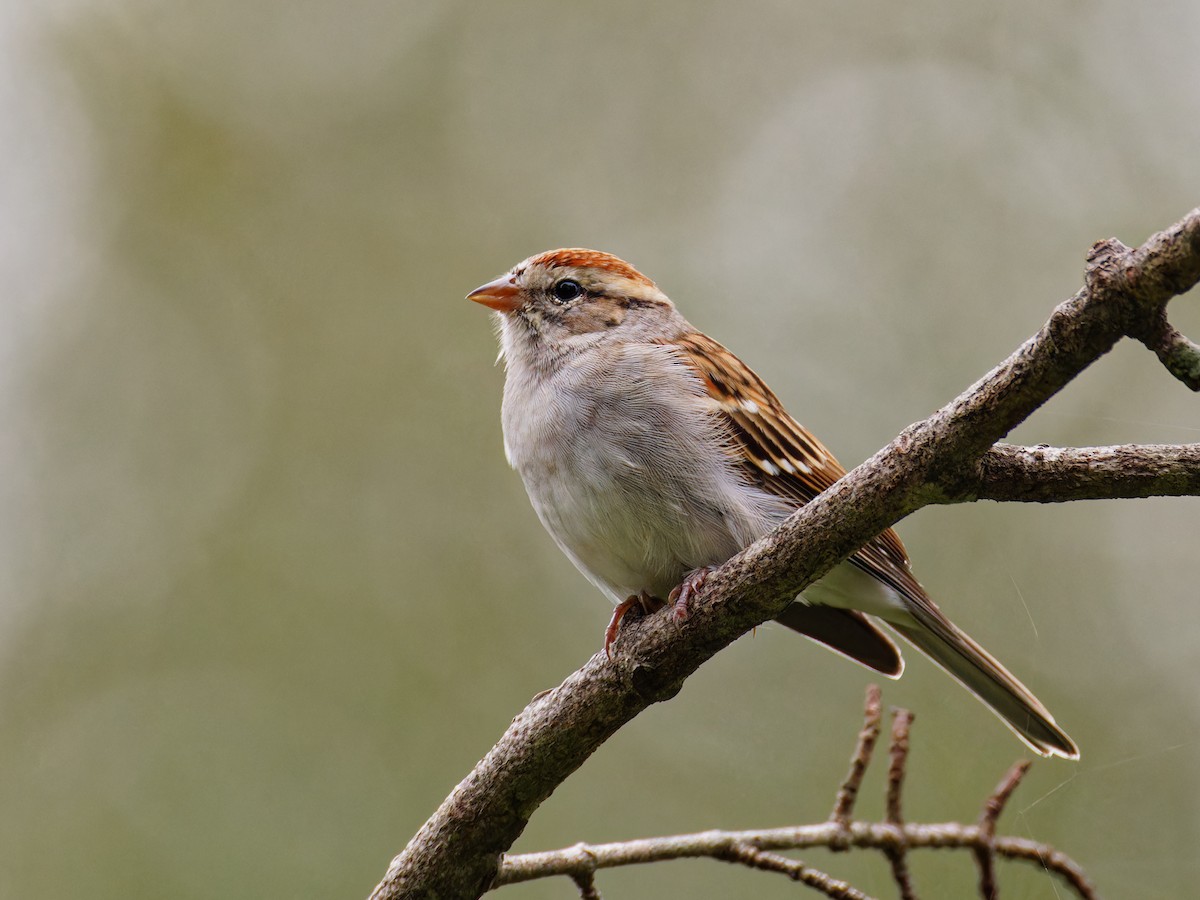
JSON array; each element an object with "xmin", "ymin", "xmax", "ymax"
[{"xmin": 467, "ymin": 275, "xmax": 521, "ymax": 313}]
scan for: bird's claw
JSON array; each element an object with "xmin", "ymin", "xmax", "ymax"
[
  {"xmin": 668, "ymin": 566, "xmax": 716, "ymax": 622},
  {"xmin": 604, "ymin": 591, "xmax": 665, "ymax": 658}
]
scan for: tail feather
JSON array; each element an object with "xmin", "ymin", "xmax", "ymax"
[
  {"xmin": 775, "ymin": 603, "xmax": 904, "ymax": 678},
  {"xmin": 889, "ymin": 618, "xmax": 1079, "ymax": 760}
]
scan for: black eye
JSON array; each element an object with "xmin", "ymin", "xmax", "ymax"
[{"xmin": 552, "ymin": 279, "xmax": 583, "ymax": 302}]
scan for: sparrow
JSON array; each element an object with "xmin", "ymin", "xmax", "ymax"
[{"xmin": 468, "ymin": 248, "xmax": 1078, "ymax": 759}]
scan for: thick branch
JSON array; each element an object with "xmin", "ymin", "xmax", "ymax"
[
  {"xmin": 370, "ymin": 209, "xmax": 1199, "ymax": 900},
  {"xmin": 936, "ymin": 443, "xmax": 1200, "ymax": 503}
]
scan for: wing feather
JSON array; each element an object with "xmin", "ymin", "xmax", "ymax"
[
  {"xmin": 657, "ymin": 332, "xmax": 1078, "ymax": 757},
  {"xmin": 662, "ymin": 331, "xmax": 927, "ymax": 608}
]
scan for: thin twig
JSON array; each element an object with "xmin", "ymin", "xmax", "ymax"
[
  {"xmin": 993, "ymin": 836, "xmax": 1099, "ymax": 898},
  {"xmin": 496, "ymin": 821, "xmax": 1098, "ymax": 897},
  {"xmin": 494, "ymin": 706, "xmax": 1100, "ymax": 899},
  {"xmin": 883, "ymin": 710, "xmax": 917, "ymax": 900},
  {"xmin": 830, "ymin": 685, "xmax": 883, "ymax": 833},
  {"xmin": 569, "ymin": 871, "xmax": 601, "ymax": 900},
  {"xmin": 1129, "ymin": 294, "xmax": 1200, "ymax": 391},
  {"xmin": 973, "ymin": 760, "xmax": 1032, "ymax": 899},
  {"xmin": 885, "ymin": 710, "xmax": 912, "ymax": 826},
  {"xmin": 719, "ymin": 843, "xmax": 873, "ymax": 900}
]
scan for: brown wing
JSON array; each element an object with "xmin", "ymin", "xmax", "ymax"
[
  {"xmin": 663, "ymin": 331, "xmax": 924, "ymax": 601},
  {"xmin": 653, "ymin": 331, "xmax": 915, "ymax": 675},
  {"xmin": 661, "ymin": 333, "xmax": 1078, "ymax": 757}
]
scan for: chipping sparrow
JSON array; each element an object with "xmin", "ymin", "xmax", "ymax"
[{"xmin": 469, "ymin": 248, "xmax": 1078, "ymax": 759}]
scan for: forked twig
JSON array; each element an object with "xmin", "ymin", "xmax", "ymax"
[
  {"xmin": 493, "ymin": 687, "xmax": 1099, "ymax": 899},
  {"xmin": 974, "ymin": 760, "xmax": 1031, "ymax": 898},
  {"xmin": 883, "ymin": 709, "xmax": 916, "ymax": 899}
]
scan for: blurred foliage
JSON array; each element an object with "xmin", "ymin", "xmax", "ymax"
[{"xmin": 0, "ymin": 1, "xmax": 1198, "ymax": 898}]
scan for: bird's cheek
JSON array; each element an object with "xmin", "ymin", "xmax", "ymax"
[{"xmin": 566, "ymin": 304, "xmax": 625, "ymax": 334}]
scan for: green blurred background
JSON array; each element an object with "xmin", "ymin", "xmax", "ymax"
[{"xmin": 2, "ymin": 2, "xmax": 1198, "ymax": 898}]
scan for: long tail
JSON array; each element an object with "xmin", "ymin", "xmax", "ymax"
[{"xmin": 889, "ymin": 617, "xmax": 1079, "ymax": 759}]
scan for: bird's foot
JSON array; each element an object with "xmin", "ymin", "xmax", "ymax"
[
  {"xmin": 668, "ymin": 566, "xmax": 717, "ymax": 622},
  {"xmin": 604, "ymin": 591, "xmax": 664, "ymax": 658}
]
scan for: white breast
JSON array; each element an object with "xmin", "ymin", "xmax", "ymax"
[{"xmin": 501, "ymin": 341, "xmax": 791, "ymax": 604}]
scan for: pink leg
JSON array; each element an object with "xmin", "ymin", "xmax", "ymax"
[
  {"xmin": 604, "ymin": 591, "xmax": 664, "ymax": 658},
  {"xmin": 668, "ymin": 566, "xmax": 717, "ymax": 622}
]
